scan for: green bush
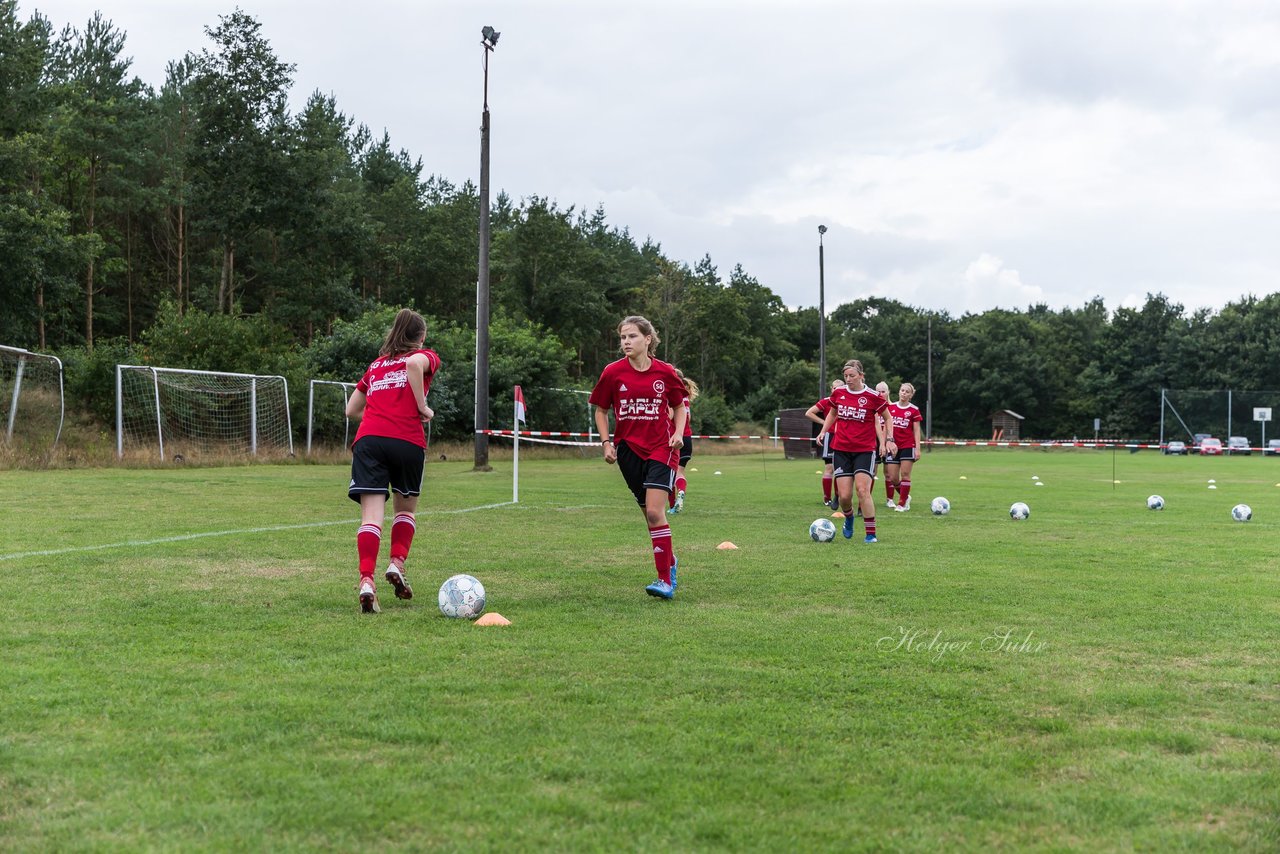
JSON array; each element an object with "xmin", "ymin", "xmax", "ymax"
[{"xmin": 59, "ymin": 338, "xmax": 136, "ymax": 426}]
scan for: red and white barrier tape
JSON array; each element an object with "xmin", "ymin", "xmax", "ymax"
[{"xmin": 480, "ymin": 429, "xmax": 1195, "ymax": 450}]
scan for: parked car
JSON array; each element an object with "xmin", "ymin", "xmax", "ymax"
[
  {"xmin": 1193, "ymin": 433, "xmax": 1213, "ymax": 446},
  {"xmin": 1227, "ymin": 436, "xmax": 1252, "ymax": 455},
  {"xmin": 1266, "ymin": 439, "xmax": 1280, "ymax": 457},
  {"xmin": 1199, "ymin": 437, "xmax": 1223, "ymax": 456},
  {"xmin": 1164, "ymin": 440, "xmax": 1188, "ymax": 455}
]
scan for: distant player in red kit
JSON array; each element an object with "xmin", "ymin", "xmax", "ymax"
[
  {"xmin": 590, "ymin": 316, "xmax": 688, "ymax": 599},
  {"xmin": 344, "ymin": 309, "xmax": 441, "ymax": 613},
  {"xmin": 668, "ymin": 367, "xmax": 699, "ymax": 514},
  {"xmin": 816, "ymin": 359, "xmax": 894, "ymax": 543},
  {"xmin": 874, "ymin": 380, "xmax": 895, "ymax": 504},
  {"xmin": 885, "ymin": 382, "xmax": 924, "ymax": 511},
  {"xmin": 805, "ymin": 379, "xmax": 846, "ymax": 509}
]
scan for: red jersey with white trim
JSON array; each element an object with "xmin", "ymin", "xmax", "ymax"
[
  {"xmin": 590, "ymin": 358, "xmax": 687, "ymax": 464},
  {"xmin": 829, "ymin": 385, "xmax": 888, "ymax": 452},
  {"xmin": 352, "ymin": 348, "xmax": 441, "ymax": 448},
  {"xmin": 683, "ymin": 400, "xmax": 693, "ymax": 438},
  {"xmin": 889, "ymin": 402, "xmax": 922, "ymax": 449}
]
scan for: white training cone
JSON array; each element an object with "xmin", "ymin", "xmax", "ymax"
[{"xmin": 717, "ymin": 541, "xmax": 739, "ymax": 550}]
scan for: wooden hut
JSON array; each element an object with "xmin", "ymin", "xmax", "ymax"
[{"xmin": 990, "ymin": 409, "xmax": 1025, "ymax": 441}]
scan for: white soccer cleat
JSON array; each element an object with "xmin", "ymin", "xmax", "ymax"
[
  {"xmin": 358, "ymin": 579, "xmax": 380, "ymax": 613},
  {"xmin": 886, "ymin": 499, "xmax": 896, "ymax": 509},
  {"xmin": 385, "ymin": 563, "xmax": 413, "ymax": 600}
]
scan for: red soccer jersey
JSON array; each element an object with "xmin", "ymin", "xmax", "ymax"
[
  {"xmin": 590, "ymin": 358, "xmax": 687, "ymax": 464},
  {"xmin": 828, "ymin": 385, "xmax": 888, "ymax": 453},
  {"xmin": 352, "ymin": 348, "xmax": 442, "ymax": 448},
  {"xmin": 889, "ymin": 402, "xmax": 922, "ymax": 449}
]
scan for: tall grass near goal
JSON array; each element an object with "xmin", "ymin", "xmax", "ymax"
[
  {"xmin": 116, "ymin": 365, "xmax": 293, "ymax": 461},
  {"xmin": 0, "ymin": 345, "xmax": 65, "ymax": 452}
]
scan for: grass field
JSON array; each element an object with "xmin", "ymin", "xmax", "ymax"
[{"xmin": 2, "ymin": 447, "xmax": 1278, "ymax": 850}]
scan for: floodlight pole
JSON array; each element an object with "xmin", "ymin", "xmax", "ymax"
[
  {"xmin": 926, "ymin": 315, "xmax": 933, "ymax": 452},
  {"xmin": 474, "ymin": 27, "xmax": 499, "ymax": 471},
  {"xmin": 817, "ymin": 225, "xmax": 827, "ymax": 398}
]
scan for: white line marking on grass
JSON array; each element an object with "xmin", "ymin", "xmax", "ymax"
[{"xmin": 0, "ymin": 502, "xmax": 516, "ymax": 562}]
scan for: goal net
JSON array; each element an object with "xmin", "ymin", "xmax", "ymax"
[
  {"xmin": 306, "ymin": 379, "xmax": 356, "ymax": 454},
  {"xmin": 1161, "ymin": 388, "xmax": 1280, "ymax": 447},
  {"xmin": 0, "ymin": 345, "xmax": 65, "ymax": 450},
  {"xmin": 116, "ymin": 365, "xmax": 294, "ymax": 461}
]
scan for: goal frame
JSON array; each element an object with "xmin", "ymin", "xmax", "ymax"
[
  {"xmin": 1, "ymin": 345, "xmax": 65, "ymax": 447},
  {"xmin": 306, "ymin": 379, "xmax": 357, "ymax": 455},
  {"xmin": 115, "ymin": 365, "xmax": 294, "ymax": 460}
]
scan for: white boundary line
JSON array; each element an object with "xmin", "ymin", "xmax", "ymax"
[{"xmin": 0, "ymin": 502, "xmax": 517, "ymax": 563}]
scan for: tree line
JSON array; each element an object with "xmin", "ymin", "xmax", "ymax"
[{"xmin": 4, "ymin": 3, "xmax": 1279, "ymax": 445}]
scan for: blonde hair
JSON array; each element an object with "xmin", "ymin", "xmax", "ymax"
[
  {"xmin": 842, "ymin": 359, "xmax": 864, "ymax": 376},
  {"xmin": 381, "ymin": 309, "xmax": 427, "ymax": 357},
  {"xmin": 899, "ymin": 382, "xmax": 916, "ymax": 396},
  {"xmin": 618, "ymin": 315, "xmax": 660, "ymax": 357},
  {"xmin": 830, "ymin": 379, "xmax": 845, "ymax": 391},
  {"xmin": 674, "ymin": 367, "xmax": 700, "ymax": 401}
]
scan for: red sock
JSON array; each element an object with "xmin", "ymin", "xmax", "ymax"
[
  {"xmin": 899, "ymin": 480, "xmax": 911, "ymax": 505},
  {"xmin": 649, "ymin": 524, "xmax": 673, "ymax": 584},
  {"xmin": 675, "ymin": 476, "xmax": 687, "ymax": 494},
  {"xmin": 886, "ymin": 478, "xmax": 895, "ymax": 500},
  {"xmin": 865, "ymin": 516, "xmax": 876, "ymax": 537},
  {"xmin": 668, "ymin": 490, "xmax": 676, "ymax": 509},
  {"xmin": 357, "ymin": 523, "xmax": 381, "ymax": 580},
  {"xmin": 822, "ymin": 475, "xmax": 833, "ymax": 502},
  {"xmin": 390, "ymin": 512, "xmax": 415, "ymax": 566}
]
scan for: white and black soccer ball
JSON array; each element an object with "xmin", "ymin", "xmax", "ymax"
[
  {"xmin": 1009, "ymin": 502, "xmax": 1030, "ymax": 521},
  {"xmin": 1147, "ymin": 495, "xmax": 1165, "ymax": 511},
  {"xmin": 930, "ymin": 496, "xmax": 950, "ymax": 515},
  {"xmin": 1231, "ymin": 503, "xmax": 1252, "ymax": 523},
  {"xmin": 438, "ymin": 574, "xmax": 487, "ymax": 619},
  {"xmin": 810, "ymin": 518, "xmax": 837, "ymax": 542}
]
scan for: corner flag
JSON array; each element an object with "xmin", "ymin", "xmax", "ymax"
[{"xmin": 514, "ymin": 385, "xmax": 527, "ymax": 424}]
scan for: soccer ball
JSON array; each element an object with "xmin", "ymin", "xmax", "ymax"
[
  {"xmin": 809, "ymin": 518, "xmax": 837, "ymax": 542},
  {"xmin": 1147, "ymin": 495, "xmax": 1165, "ymax": 511},
  {"xmin": 930, "ymin": 496, "xmax": 950, "ymax": 515},
  {"xmin": 1231, "ymin": 503, "xmax": 1252, "ymax": 522},
  {"xmin": 438, "ymin": 574, "xmax": 487, "ymax": 619},
  {"xmin": 1009, "ymin": 502, "xmax": 1030, "ymax": 521}
]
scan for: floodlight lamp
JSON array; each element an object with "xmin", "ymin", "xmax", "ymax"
[
  {"xmin": 818, "ymin": 224, "xmax": 827, "ymax": 235},
  {"xmin": 482, "ymin": 26, "xmax": 500, "ymax": 47}
]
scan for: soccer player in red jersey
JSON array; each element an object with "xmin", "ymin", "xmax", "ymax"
[
  {"xmin": 816, "ymin": 360, "xmax": 894, "ymax": 543},
  {"xmin": 590, "ymin": 316, "xmax": 688, "ymax": 599},
  {"xmin": 805, "ymin": 379, "xmax": 845, "ymax": 509},
  {"xmin": 344, "ymin": 309, "xmax": 442, "ymax": 613},
  {"xmin": 874, "ymin": 381, "xmax": 894, "ymax": 504},
  {"xmin": 885, "ymin": 382, "xmax": 924, "ymax": 511},
  {"xmin": 668, "ymin": 368, "xmax": 699, "ymax": 514}
]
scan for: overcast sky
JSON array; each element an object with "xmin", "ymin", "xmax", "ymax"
[{"xmin": 29, "ymin": 0, "xmax": 1280, "ymax": 317}]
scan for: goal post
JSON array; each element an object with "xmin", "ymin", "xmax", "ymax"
[
  {"xmin": 1, "ymin": 345, "xmax": 65, "ymax": 448},
  {"xmin": 116, "ymin": 365, "xmax": 294, "ymax": 461}
]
